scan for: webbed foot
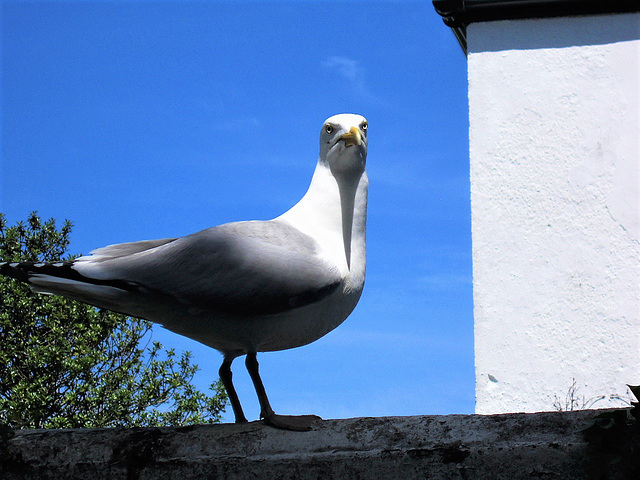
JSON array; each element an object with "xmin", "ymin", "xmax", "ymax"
[{"xmin": 262, "ymin": 413, "xmax": 322, "ymax": 431}]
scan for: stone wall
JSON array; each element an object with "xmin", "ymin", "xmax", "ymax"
[{"xmin": 1, "ymin": 409, "xmax": 637, "ymax": 479}]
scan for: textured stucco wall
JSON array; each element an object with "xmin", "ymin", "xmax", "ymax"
[{"xmin": 468, "ymin": 13, "xmax": 640, "ymax": 414}]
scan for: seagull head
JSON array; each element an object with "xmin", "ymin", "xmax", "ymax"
[{"xmin": 319, "ymin": 113, "xmax": 368, "ymax": 177}]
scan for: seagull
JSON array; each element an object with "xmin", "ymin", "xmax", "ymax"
[{"xmin": 0, "ymin": 113, "xmax": 369, "ymax": 431}]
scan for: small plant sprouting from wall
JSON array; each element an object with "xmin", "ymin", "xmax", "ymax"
[{"xmin": 553, "ymin": 378, "xmax": 631, "ymax": 411}]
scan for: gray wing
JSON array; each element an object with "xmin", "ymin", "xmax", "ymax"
[
  {"xmin": 88, "ymin": 238, "xmax": 178, "ymax": 260},
  {"xmin": 74, "ymin": 220, "xmax": 343, "ymax": 316}
]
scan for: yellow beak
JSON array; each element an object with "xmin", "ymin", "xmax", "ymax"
[{"xmin": 341, "ymin": 126, "xmax": 363, "ymax": 147}]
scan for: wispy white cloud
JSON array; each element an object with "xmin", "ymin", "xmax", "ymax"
[
  {"xmin": 322, "ymin": 56, "xmax": 362, "ymax": 82},
  {"xmin": 321, "ymin": 56, "xmax": 386, "ymax": 106}
]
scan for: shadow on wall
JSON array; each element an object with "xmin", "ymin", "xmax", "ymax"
[{"xmin": 468, "ymin": 13, "xmax": 640, "ymax": 53}]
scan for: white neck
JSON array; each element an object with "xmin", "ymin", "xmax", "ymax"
[{"xmin": 277, "ymin": 161, "xmax": 368, "ymax": 291}]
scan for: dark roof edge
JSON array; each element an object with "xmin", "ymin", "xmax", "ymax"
[{"xmin": 432, "ymin": 0, "xmax": 640, "ymax": 54}]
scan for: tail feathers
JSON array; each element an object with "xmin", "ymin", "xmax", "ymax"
[
  {"xmin": 0, "ymin": 261, "xmax": 154, "ymax": 317},
  {"xmin": 0, "ymin": 260, "xmax": 155, "ymax": 317},
  {"xmin": 0, "ymin": 261, "xmax": 26, "ymax": 282},
  {"xmin": 1, "ymin": 261, "xmax": 72, "ymax": 285},
  {"xmin": 0, "ymin": 260, "xmax": 142, "ymax": 293}
]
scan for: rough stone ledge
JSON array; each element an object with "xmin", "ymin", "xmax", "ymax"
[{"xmin": 1, "ymin": 409, "xmax": 637, "ymax": 479}]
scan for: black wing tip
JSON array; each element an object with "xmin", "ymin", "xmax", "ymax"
[
  {"xmin": 0, "ymin": 260, "xmax": 75, "ymax": 284},
  {"xmin": 0, "ymin": 261, "xmax": 31, "ymax": 283},
  {"xmin": 0, "ymin": 260, "xmax": 146, "ymax": 294}
]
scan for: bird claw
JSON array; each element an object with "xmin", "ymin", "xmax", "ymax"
[{"xmin": 262, "ymin": 413, "xmax": 322, "ymax": 431}]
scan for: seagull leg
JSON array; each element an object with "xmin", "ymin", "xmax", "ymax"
[
  {"xmin": 245, "ymin": 352, "xmax": 321, "ymax": 431},
  {"xmin": 219, "ymin": 356, "xmax": 248, "ymax": 424}
]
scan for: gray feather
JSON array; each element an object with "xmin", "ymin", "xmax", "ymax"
[{"xmin": 72, "ymin": 220, "xmax": 342, "ymax": 316}]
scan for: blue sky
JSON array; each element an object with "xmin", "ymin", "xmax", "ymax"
[{"xmin": 1, "ymin": 1, "xmax": 471, "ymax": 422}]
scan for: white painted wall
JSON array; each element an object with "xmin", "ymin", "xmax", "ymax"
[{"xmin": 468, "ymin": 13, "xmax": 640, "ymax": 414}]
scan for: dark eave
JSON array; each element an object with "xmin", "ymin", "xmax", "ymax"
[{"xmin": 432, "ymin": 0, "xmax": 640, "ymax": 54}]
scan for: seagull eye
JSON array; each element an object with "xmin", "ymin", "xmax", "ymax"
[
  {"xmin": 361, "ymin": 122, "xmax": 368, "ymax": 132},
  {"xmin": 325, "ymin": 124, "xmax": 334, "ymax": 134}
]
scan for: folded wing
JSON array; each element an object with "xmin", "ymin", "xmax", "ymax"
[{"xmin": 27, "ymin": 220, "xmax": 342, "ymax": 317}]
